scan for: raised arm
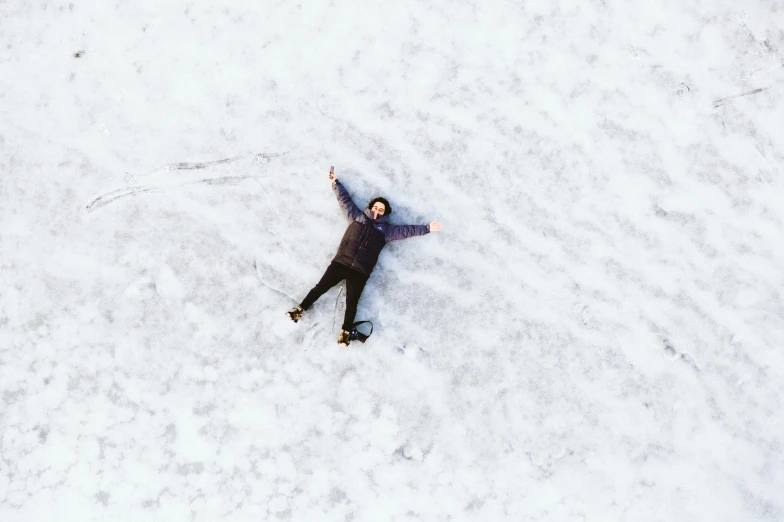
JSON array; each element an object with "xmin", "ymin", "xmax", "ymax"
[{"xmin": 329, "ymin": 167, "xmax": 363, "ymax": 222}]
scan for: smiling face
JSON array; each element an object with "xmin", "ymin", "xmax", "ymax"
[{"xmin": 371, "ymin": 202, "xmax": 386, "ymax": 219}]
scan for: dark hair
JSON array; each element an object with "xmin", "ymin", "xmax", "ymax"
[{"xmin": 368, "ymin": 197, "xmax": 392, "ymax": 216}]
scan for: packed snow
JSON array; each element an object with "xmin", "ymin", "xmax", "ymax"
[{"xmin": 1, "ymin": 0, "xmax": 783, "ymax": 520}]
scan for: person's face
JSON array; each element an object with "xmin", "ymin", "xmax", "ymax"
[{"xmin": 371, "ymin": 202, "xmax": 386, "ymax": 219}]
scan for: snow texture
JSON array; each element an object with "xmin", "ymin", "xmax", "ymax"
[{"xmin": 1, "ymin": 0, "xmax": 783, "ymax": 521}]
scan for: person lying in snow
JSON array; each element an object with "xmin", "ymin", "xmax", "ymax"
[{"xmin": 286, "ymin": 166, "xmax": 443, "ymax": 346}]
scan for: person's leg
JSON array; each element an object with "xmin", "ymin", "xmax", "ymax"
[
  {"xmin": 299, "ymin": 262, "xmax": 346, "ymax": 310},
  {"xmin": 342, "ymin": 270, "xmax": 369, "ymax": 331}
]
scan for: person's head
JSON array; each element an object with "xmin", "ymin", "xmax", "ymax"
[{"xmin": 368, "ymin": 197, "xmax": 391, "ymax": 219}]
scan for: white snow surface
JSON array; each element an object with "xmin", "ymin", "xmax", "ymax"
[{"xmin": 2, "ymin": 0, "xmax": 784, "ymax": 520}]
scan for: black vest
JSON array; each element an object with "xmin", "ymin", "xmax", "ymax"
[{"xmin": 332, "ymin": 220, "xmax": 387, "ymax": 276}]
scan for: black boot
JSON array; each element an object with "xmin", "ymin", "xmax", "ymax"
[{"xmin": 285, "ymin": 306, "xmax": 304, "ymax": 323}]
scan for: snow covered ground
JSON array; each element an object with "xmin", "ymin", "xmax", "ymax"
[{"xmin": 2, "ymin": 0, "xmax": 783, "ymax": 520}]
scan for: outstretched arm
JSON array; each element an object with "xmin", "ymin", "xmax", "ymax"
[
  {"xmin": 329, "ymin": 166, "xmax": 363, "ymax": 222},
  {"xmin": 385, "ymin": 221, "xmax": 443, "ymax": 241}
]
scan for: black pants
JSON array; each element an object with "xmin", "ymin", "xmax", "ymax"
[{"xmin": 299, "ymin": 262, "xmax": 369, "ymax": 331}]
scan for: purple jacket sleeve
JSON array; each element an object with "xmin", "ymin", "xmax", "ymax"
[
  {"xmin": 385, "ymin": 223, "xmax": 430, "ymax": 242},
  {"xmin": 332, "ymin": 180, "xmax": 364, "ymax": 222}
]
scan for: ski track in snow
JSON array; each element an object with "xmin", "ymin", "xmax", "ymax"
[
  {"xmin": 84, "ymin": 152, "xmax": 288, "ymax": 212},
  {"xmin": 2, "ymin": 0, "xmax": 784, "ymax": 521}
]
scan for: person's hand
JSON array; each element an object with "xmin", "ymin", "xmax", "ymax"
[
  {"xmin": 328, "ymin": 165, "xmax": 337, "ymax": 184},
  {"xmin": 429, "ymin": 221, "xmax": 443, "ymax": 232}
]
